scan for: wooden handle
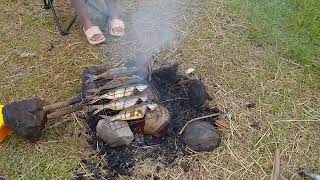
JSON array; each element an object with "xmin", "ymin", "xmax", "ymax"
[
  {"xmin": 46, "ymin": 104, "xmax": 85, "ymax": 119},
  {"xmin": 43, "ymin": 96, "xmax": 82, "ymax": 113}
]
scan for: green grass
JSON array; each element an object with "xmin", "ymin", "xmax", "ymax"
[{"xmin": 228, "ymin": 0, "xmax": 320, "ymax": 80}]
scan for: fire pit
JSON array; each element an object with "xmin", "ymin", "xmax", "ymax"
[{"xmin": 78, "ymin": 61, "xmax": 221, "ymax": 179}]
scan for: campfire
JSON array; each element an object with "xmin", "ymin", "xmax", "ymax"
[{"xmin": 79, "ymin": 60, "xmax": 221, "ymax": 178}]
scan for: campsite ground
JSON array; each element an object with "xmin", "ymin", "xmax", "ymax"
[{"xmin": 0, "ymin": 0, "xmax": 319, "ymax": 179}]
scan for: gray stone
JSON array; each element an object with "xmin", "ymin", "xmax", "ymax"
[
  {"xmin": 182, "ymin": 120, "xmax": 220, "ymax": 152},
  {"xmin": 96, "ymin": 117, "xmax": 134, "ymax": 147}
]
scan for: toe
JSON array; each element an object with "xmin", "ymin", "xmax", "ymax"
[{"xmin": 91, "ymin": 34, "xmax": 104, "ymax": 41}]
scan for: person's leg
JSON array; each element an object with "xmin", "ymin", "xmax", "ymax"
[
  {"xmin": 107, "ymin": 0, "xmax": 120, "ymax": 19},
  {"xmin": 105, "ymin": 0, "xmax": 124, "ymax": 36},
  {"xmin": 71, "ymin": 0, "xmax": 105, "ymax": 43}
]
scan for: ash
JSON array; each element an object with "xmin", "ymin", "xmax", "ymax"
[{"xmin": 77, "ymin": 74, "xmax": 219, "ymax": 179}]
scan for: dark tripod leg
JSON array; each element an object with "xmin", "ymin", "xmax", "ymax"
[{"xmin": 44, "ymin": 0, "xmax": 78, "ymax": 36}]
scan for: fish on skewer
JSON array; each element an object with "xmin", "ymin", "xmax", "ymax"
[
  {"xmin": 89, "ymin": 84, "xmax": 148, "ymax": 104},
  {"xmin": 90, "ymin": 94, "xmax": 150, "ymax": 115},
  {"xmin": 100, "ymin": 103, "xmax": 158, "ymax": 121},
  {"xmin": 85, "ymin": 67, "xmax": 141, "ymax": 83},
  {"xmin": 87, "ymin": 75, "xmax": 146, "ymax": 94}
]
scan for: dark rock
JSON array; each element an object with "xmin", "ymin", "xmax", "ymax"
[
  {"xmin": 187, "ymin": 79, "xmax": 212, "ymax": 107},
  {"xmin": 152, "ymin": 63, "xmax": 179, "ymax": 83},
  {"xmin": 182, "ymin": 120, "xmax": 221, "ymax": 152}
]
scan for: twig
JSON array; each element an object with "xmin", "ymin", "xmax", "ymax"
[
  {"xmin": 160, "ymin": 97, "xmax": 189, "ymax": 103},
  {"xmin": 272, "ymin": 149, "xmax": 281, "ymax": 180},
  {"xmin": 254, "ymin": 128, "xmax": 270, "ymax": 147},
  {"xmin": 64, "ymin": 42, "xmax": 84, "ymax": 51},
  {"xmin": 87, "ymin": 47, "xmax": 98, "ymax": 59},
  {"xmin": 185, "ymin": 145, "xmax": 198, "ymax": 153},
  {"xmin": 275, "ymin": 119, "xmax": 319, "ymax": 122},
  {"xmin": 132, "ymin": 144, "xmax": 160, "ymax": 149},
  {"xmin": 0, "ymin": 52, "xmax": 13, "ymax": 66},
  {"xmin": 147, "ymin": 60, "xmax": 152, "ymax": 82},
  {"xmin": 179, "ymin": 113, "xmax": 220, "ymax": 135}
]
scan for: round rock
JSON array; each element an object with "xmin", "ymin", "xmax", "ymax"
[
  {"xmin": 143, "ymin": 105, "xmax": 171, "ymax": 135},
  {"xmin": 182, "ymin": 120, "xmax": 220, "ymax": 152},
  {"xmin": 187, "ymin": 79, "xmax": 211, "ymax": 107},
  {"xmin": 96, "ymin": 117, "xmax": 134, "ymax": 147}
]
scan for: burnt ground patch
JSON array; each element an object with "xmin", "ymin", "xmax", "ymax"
[{"xmin": 75, "ymin": 70, "xmax": 220, "ymax": 179}]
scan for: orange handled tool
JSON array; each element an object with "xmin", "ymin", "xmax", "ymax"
[{"xmin": 0, "ymin": 105, "xmax": 13, "ymax": 143}]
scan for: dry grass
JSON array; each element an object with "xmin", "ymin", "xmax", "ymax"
[
  {"xmin": 0, "ymin": 0, "xmax": 101, "ymax": 179},
  {"xmin": 0, "ymin": 0, "xmax": 319, "ymax": 179}
]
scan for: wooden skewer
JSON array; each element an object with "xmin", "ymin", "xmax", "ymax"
[
  {"xmin": 43, "ymin": 96, "xmax": 82, "ymax": 113},
  {"xmin": 46, "ymin": 104, "xmax": 85, "ymax": 119},
  {"xmin": 42, "ymin": 96, "xmax": 85, "ymax": 119},
  {"xmin": 272, "ymin": 149, "xmax": 281, "ymax": 180}
]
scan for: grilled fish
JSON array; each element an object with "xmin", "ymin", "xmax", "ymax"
[
  {"xmin": 87, "ymin": 75, "xmax": 146, "ymax": 94},
  {"xmin": 89, "ymin": 84, "xmax": 148, "ymax": 104},
  {"xmin": 100, "ymin": 103, "xmax": 158, "ymax": 121},
  {"xmin": 85, "ymin": 67, "xmax": 140, "ymax": 83},
  {"xmin": 101, "ymin": 104, "xmax": 147, "ymax": 121},
  {"xmin": 90, "ymin": 94, "xmax": 150, "ymax": 115}
]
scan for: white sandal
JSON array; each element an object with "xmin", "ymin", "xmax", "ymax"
[
  {"xmin": 83, "ymin": 26, "xmax": 106, "ymax": 45},
  {"xmin": 109, "ymin": 19, "xmax": 125, "ymax": 37}
]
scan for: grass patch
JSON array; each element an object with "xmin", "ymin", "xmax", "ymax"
[{"xmin": 227, "ymin": 0, "xmax": 320, "ymax": 80}]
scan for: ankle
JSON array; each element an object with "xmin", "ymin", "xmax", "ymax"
[{"xmin": 82, "ymin": 21, "xmax": 94, "ymax": 30}]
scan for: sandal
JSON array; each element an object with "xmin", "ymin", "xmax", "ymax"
[
  {"xmin": 109, "ymin": 19, "xmax": 125, "ymax": 37},
  {"xmin": 83, "ymin": 26, "xmax": 106, "ymax": 45}
]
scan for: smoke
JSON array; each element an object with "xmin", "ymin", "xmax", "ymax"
[
  {"xmin": 86, "ymin": 0, "xmax": 182, "ymax": 65},
  {"xmin": 129, "ymin": 0, "xmax": 179, "ymax": 60}
]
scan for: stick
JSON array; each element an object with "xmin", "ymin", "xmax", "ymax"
[
  {"xmin": 272, "ymin": 149, "xmax": 281, "ymax": 180},
  {"xmin": 160, "ymin": 97, "xmax": 189, "ymax": 103},
  {"xmin": 147, "ymin": 60, "xmax": 152, "ymax": 82},
  {"xmin": 43, "ymin": 96, "xmax": 82, "ymax": 112},
  {"xmin": 46, "ymin": 104, "xmax": 85, "ymax": 119},
  {"xmin": 179, "ymin": 113, "xmax": 220, "ymax": 135}
]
